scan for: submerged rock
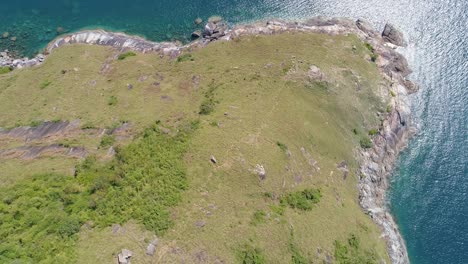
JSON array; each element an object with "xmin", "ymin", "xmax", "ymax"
[{"xmin": 194, "ymin": 18, "xmax": 203, "ymax": 25}]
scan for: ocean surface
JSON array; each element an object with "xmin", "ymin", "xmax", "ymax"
[{"xmin": 1, "ymin": 1, "xmax": 467, "ymax": 263}]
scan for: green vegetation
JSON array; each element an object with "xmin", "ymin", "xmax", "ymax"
[
  {"xmin": 360, "ymin": 136, "xmax": 373, "ymax": 149},
  {"xmin": 276, "ymin": 141, "xmax": 288, "ymax": 153},
  {"xmin": 199, "ymin": 82, "xmax": 219, "ymax": 115},
  {"xmin": 281, "ymin": 188, "xmax": 321, "ymax": 211},
  {"xmin": 365, "ymin": 43, "xmax": 378, "ymax": 62},
  {"xmin": 334, "ymin": 234, "xmax": 378, "ymax": 264},
  {"xmin": 0, "ymin": 66, "xmax": 11, "ymax": 74},
  {"xmin": 99, "ymin": 134, "xmax": 115, "ymax": 148},
  {"xmin": 176, "ymin": 53, "xmax": 195, "ymax": 62},
  {"xmin": 39, "ymin": 79, "xmax": 51, "ymax": 89},
  {"xmin": 0, "ymin": 122, "xmax": 196, "ymax": 263},
  {"xmin": 390, "ymin": 91, "xmax": 396, "ymax": 97},
  {"xmin": 238, "ymin": 244, "xmax": 266, "ymax": 264},
  {"xmin": 251, "ymin": 210, "xmax": 267, "ymax": 226},
  {"xmin": 108, "ymin": 95, "xmax": 118, "ymax": 106},
  {"xmin": 368, "ymin": 129, "xmax": 379, "ymax": 136},
  {"xmin": 387, "ymin": 104, "xmax": 392, "ymax": 113},
  {"xmin": 117, "ymin": 51, "xmax": 136, "ymax": 60}
]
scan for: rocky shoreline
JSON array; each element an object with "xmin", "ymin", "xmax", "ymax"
[{"xmin": 1, "ymin": 17, "xmax": 417, "ymax": 264}]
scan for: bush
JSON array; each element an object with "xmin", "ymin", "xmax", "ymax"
[
  {"xmin": 0, "ymin": 66, "xmax": 12, "ymax": 74},
  {"xmin": 238, "ymin": 244, "xmax": 266, "ymax": 264},
  {"xmin": 39, "ymin": 80, "xmax": 51, "ymax": 89},
  {"xmin": 334, "ymin": 234, "xmax": 378, "ymax": 264},
  {"xmin": 368, "ymin": 129, "xmax": 378, "ymax": 136},
  {"xmin": 199, "ymin": 82, "xmax": 220, "ymax": 115},
  {"xmin": 117, "ymin": 51, "xmax": 136, "ymax": 60},
  {"xmin": 276, "ymin": 141, "xmax": 288, "ymax": 153},
  {"xmin": 99, "ymin": 135, "xmax": 115, "ymax": 148},
  {"xmin": 251, "ymin": 210, "xmax": 266, "ymax": 226},
  {"xmin": 177, "ymin": 53, "xmax": 194, "ymax": 62},
  {"xmin": 199, "ymin": 99, "xmax": 215, "ymax": 115},
  {"xmin": 108, "ymin": 95, "xmax": 118, "ymax": 106},
  {"xmin": 281, "ymin": 188, "xmax": 321, "ymax": 211},
  {"xmin": 359, "ymin": 136, "xmax": 373, "ymax": 149}
]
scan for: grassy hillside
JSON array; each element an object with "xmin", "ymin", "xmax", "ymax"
[{"xmin": 0, "ymin": 32, "xmax": 390, "ymax": 263}]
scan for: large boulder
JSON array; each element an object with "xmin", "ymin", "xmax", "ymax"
[
  {"xmin": 117, "ymin": 249, "xmax": 133, "ymax": 264},
  {"xmin": 202, "ymin": 20, "xmax": 228, "ymax": 41},
  {"xmin": 382, "ymin": 23, "xmax": 406, "ymax": 47}
]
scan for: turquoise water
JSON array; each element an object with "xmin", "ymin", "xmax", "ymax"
[{"xmin": 1, "ymin": 1, "xmax": 467, "ymax": 263}]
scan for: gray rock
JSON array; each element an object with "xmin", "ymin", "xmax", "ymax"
[
  {"xmin": 356, "ymin": 19, "xmax": 379, "ymax": 37},
  {"xmin": 145, "ymin": 239, "xmax": 158, "ymax": 256},
  {"xmin": 382, "ymin": 23, "xmax": 406, "ymax": 47},
  {"xmin": 117, "ymin": 249, "xmax": 133, "ymax": 264}
]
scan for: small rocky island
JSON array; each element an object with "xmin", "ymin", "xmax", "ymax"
[{"xmin": 0, "ymin": 17, "xmax": 416, "ymax": 264}]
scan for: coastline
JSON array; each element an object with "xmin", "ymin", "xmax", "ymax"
[{"xmin": 1, "ymin": 17, "xmax": 417, "ymax": 263}]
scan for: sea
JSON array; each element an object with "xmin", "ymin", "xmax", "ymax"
[{"xmin": 0, "ymin": 1, "xmax": 466, "ymax": 263}]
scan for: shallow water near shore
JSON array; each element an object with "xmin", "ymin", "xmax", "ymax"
[{"xmin": 1, "ymin": 1, "xmax": 467, "ymax": 263}]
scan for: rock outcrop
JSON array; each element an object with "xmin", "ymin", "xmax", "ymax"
[{"xmin": 382, "ymin": 23, "xmax": 407, "ymax": 47}]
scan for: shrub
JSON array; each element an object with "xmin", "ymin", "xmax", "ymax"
[
  {"xmin": 0, "ymin": 66, "xmax": 12, "ymax": 74},
  {"xmin": 281, "ymin": 188, "xmax": 321, "ymax": 211},
  {"xmin": 108, "ymin": 95, "xmax": 118, "ymax": 106},
  {"xmin": 390, "ymin": 91, "xmax": 396, "ymax": 97},
  {"xmin": 386, "ymin": 105, "xmax": 392, "ymax": 113},
  {"xmin": 199, "ymin": 82, "xmax": 220, "ymax": 115},
  {"xmin": 289, "ymin": 242, "xmax": 309, "ymax": 264},
  {"xmin": 251, "ymin": 210, "xmax": 266, "ymax": 226},
  {"xmin": 29, "ymin": 120, "xmax": 42, "ymax": 127},
  {"xmin": 117, "ymin": 51, "xmax": 136, "ymax": 60},
  {"xmin": 99, "ymin": 135, "xmax": 115, "ymax": 148},
  {"xmin": 199, "ymin": 99, "xmax": 215, "ymax": 115},
  {"xmin": 368, "ymin": 129, "xmax": 378, "ymax": 136},
  {"xmin": 238, "ymin": 244, "xmax": 266, "ymax": 264},
  {"xmin": 39, "ymin": 80, "xmax": 51, "ymax": 89},
  {"xmin": 276, "ymin": 141, "xmax": 288, "ymax": 153},
  {"xmin": 359, "ymin": 136, "xmax": 373, "ymax": 149},
  {"xmin": 177, "ymin": 53, "xmax": 194, "ymax": 62},
  {"xmin": 334, "ymin": 234, "xmax": 378, "ymax": 264}
]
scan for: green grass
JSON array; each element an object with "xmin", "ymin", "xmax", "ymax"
[{"xmin": 117, "ymin": 51, "xmax": 136, "ymax": 60}]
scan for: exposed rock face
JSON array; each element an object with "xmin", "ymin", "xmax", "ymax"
[
  {"xmin": 356, "ymin": 19, "xmax": 379, "ymax": 37},
  {"xmin": 0, "ymin": 120, "xmax": 81, "ymax": 141},
  {"xmin": 382, "ymin": 23, "xmax": 406, "ymax": 47}
]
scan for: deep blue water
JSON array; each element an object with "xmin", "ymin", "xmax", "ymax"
[{"xmin": 1, "ymin": 1, "xmax": 467, "ymax": 263}]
